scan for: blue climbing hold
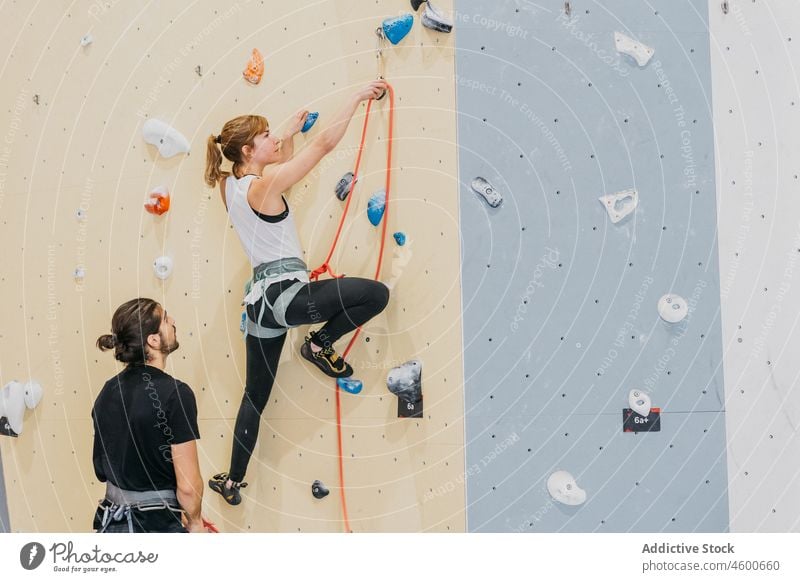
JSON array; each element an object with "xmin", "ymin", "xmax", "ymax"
[
  {"xmin": 337, "ymin": 377, "xmax": 363, "ymax": 395},
  {"xmin": 240, "ymin": 311, "xmax": 247, "ymax": 333},
  {"xmin": 367, "ymin": 189, "xmax": 386, "ymax": 226},
  {"xmin": 381, "ymin": 14, "xmax": 414, "ymax": 45},
  {"xmin": 393, "ymin": 232, "xmax": 406, "ymax": 246},
  {"xmin": 301, "ymin": 111, "xmax": 319, "ymax": 133}
]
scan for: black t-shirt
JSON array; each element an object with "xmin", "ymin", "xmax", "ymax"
[{"xmin": 92, "ymin": 364, "xmax": 200, "ymax": 492}]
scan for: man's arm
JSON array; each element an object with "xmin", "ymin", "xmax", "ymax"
[
  {"xmin": 171, "ymin": 440, "xmax": 204, "ymax": 532},
  {"xmin": 91, "ymin": 409, "xmax": 107, "ymax": 482}
]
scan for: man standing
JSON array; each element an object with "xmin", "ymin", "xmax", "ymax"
[{"xmin": 92, "ymin": 298, "xmax": 206, "ymax": 533}]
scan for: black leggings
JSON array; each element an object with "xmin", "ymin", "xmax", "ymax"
[{"xmin": 227, "ymin": 276, "xmax": 390, "ymax": 482}]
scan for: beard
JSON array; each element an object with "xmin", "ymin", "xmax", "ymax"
[{"xmin": 159, "ymin": 330, "xmax": 180, "ymax": 355}]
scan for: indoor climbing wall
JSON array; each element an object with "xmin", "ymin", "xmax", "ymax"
[
  {"xmin": 0, "ymin": 0, "xmax": 464, "ymax": 532},
  {"xmin": 710, "ymin": 0, "xmax": 800, "ymax": 533},
  {"xmin": 456, "ymin": 0, "xmax": 729, "ymax": 531}
]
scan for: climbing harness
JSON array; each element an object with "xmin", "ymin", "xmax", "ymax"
[
  {"xmin": 307, "ymin": 80, "xmax": 396, "ymax": 532},
  {"xmin": 242, "ymin": 256, "xmax": 310, "ymax": 339},
  {"xmin": 96, "ymin": 482, "xmax": 182, "ymax": 533}
]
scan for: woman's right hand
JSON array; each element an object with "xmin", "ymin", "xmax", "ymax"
[{"xmin": 355, "ymin": 80, "xmax": 388, "ymax": 102}]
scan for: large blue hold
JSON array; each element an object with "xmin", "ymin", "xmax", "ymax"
[
  {"xmin": 367, "ymin": 189, "xmax": 386, "ymax": 226},
  {"xmin": 337, "ymin": 377, "xmax": 363, "ymax": 395},
  {"xmin": 301, "ymin": 111, "xmax": 319, "ymax": 133},
  {"xmin": 381, "ymin": 13, "xmax": 414, "ymax": 45}
]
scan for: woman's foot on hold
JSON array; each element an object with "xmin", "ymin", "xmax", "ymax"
[
  {"xmin": 300, "ymin": 330, "xmax": 353, "ymax": 378},
  {"xmin": 208, "ymin": 472, "xmax": 247, "ymax": 506}
]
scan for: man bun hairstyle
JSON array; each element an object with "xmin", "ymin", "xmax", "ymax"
[{"xmin": 96, "ymin": 298, "xmax": 162, "ymax": 365}]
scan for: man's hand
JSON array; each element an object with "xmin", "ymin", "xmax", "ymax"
[{"xmin": 186, "ymin": 519, "xmax": 208, "ymax": 533}]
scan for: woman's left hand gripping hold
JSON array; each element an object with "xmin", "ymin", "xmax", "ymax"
[{"xmin": 286, "ymin": 109, "xmax": 310, "ymax": 137}]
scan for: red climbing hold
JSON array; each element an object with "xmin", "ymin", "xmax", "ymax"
[{"xmin": 144, "ymin": 186, "xmax": 170, "ymax": 216}]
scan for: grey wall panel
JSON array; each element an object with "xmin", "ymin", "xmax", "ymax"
[
  {"xmin": 457, "ymin": 0, "xmax": 728, "ymax": 531},
  {"xmin": 467, "ymin": 412, "xmax": 728, "ymax": 533}
]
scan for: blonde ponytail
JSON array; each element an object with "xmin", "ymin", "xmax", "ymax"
[
  {"xmin": 205, "ymin": 134, "xmax": 228, "ymax": 187},
  {"xmin": 204, "ymin": 115, "xmax": 268, "ymax": 187}
]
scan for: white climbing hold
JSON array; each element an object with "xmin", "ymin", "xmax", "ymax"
[
  {"xmin": 73, "ymin": 266, "xmax": 86, "ymax": 280},
  {"xmin": 142, "ymin": 119, "xmax": 190, "ymax": 158},
  {"xmin": 628, "ymin": 389, "xmax": 651, "ymax": 417},
  {"xmin": 76, "ymin": 208, "xmax": 87, "ymax": 221},
  {"xmin": 657, "ymin": 293, "xmax": 688, "ymax": 323},
  {"xmin": 614, "ymin": 32, "xmax": 654, "ymax": 67},
  {"xmin": 153, "ymin": 256, "xmax": 174, "ymax": 280},
  {"xmin": 80, "ymin": 34, "xmax": 94, "ymax": 47},
  {"xmin": 547, "ymin": 470, "xmax": 586, "ymax": 506},
  {"xmin": 0, "ymin": 381, "xmax": 26, "ymax": 435},
  {"xmin": 23, "ymin": 381, "xmax": 43, "ymax": 409},
  {"xmin": 599, "ymin": 188, "xmax": 638, "ymax": 223},
  {"xmin": 471, "ymin": 177, "xmax": 502, "ymax": 208}
]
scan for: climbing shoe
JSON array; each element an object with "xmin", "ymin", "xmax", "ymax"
[
  {"xmin": 208, "ymin": 472, "xmax": 247, "ymax": 506},
  {"xmin": 300, "ymin": 331, "xmax": 354, "ymax": 378}
]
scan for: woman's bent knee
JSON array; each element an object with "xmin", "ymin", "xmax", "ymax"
[{"xmin": 374, "ymin": 281, "xmax": 390, "ymax": 311}]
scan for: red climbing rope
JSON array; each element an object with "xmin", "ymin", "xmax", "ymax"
[{"xmin": 309, "ymin": 82, "xmax": 395, "ymax": 532}]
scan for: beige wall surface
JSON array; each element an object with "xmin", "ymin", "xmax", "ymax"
[{"xmin": 0, "ymin": 0, "xmax": 464, "ymax": 532}]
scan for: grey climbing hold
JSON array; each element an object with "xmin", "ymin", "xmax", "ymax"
[
  {"xmin": 312, "ymin": 479, "xmax": 329, "ymax": 499},
  {"xmin": 470, "ymin": 177, "xmax": 502, "ymax": 208},
  {"xmin": 387, "ymin": 360, "xmax": 422, "ymax": 402},
  {"xmin": 421, "ymin": 1, "xmax": 453, "ymax": 33},
  {"xmin": 335, "ymin": 171, "xmax": 356, "ymax": 201},
  {"xmin": 410, "ymin": 0, "xmax": 426, "ymax": 11}
]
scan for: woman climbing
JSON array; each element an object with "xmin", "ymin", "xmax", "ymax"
[{"xmin": 203, "ymin": 79, "xmax": 391, "ymax": 505}]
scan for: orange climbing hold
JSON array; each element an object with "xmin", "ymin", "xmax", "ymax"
[
  {"xmin": 144, "ymin": 186, "xmax": 170, "ymax": 216},
  {"xmin": 242, "ymin": 48, "xmax": 264, "ymax": 85}
]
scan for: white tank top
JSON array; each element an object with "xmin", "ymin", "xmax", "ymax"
[{"xmin": 226, "ymin": 174, "xmax": 310, "ymax": 291}]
